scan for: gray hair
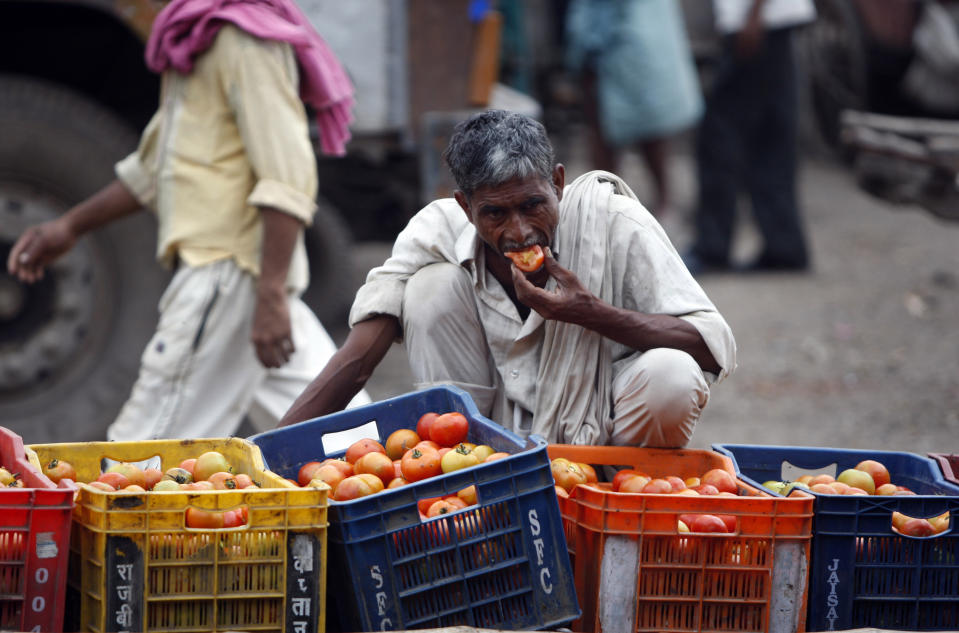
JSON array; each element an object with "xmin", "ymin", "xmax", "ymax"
[{"xmin": 443, "ymin": 110, "xmax": 555, "ymax": 198}]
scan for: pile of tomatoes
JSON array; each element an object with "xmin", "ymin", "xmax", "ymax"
[
  {"xmin": 296, "ymin": 411, "xmax": 509, "ymax": 510},
  {"xmin": 0, "ymin": 465, "xmax": 24, "ymax": 488},
  {"xmin": 39, "ymin": 451, "xmax": 261, "ymax": 528},
  {"xmin": 550, "ymin": 458, "xmax": 747, "ymax": 533}
]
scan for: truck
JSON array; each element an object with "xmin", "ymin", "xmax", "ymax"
[{"xmin": 0, "ymin": 0, "xmax": 540, "ymax": 442}]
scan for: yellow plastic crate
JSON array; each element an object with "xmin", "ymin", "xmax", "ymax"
[{"xmin": 28, "ymin": 437, "xmax": 328, "ymax": 633}]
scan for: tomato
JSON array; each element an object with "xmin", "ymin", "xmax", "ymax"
[
  {"xmin": 505, "ymin": 244, "xmax": 545, "ymax": 272},
  {"xmin": 86, "ymin": 481, "xmax": 115, "ymax": 492},
  {"xmin": 163, "ymin": 467, "xmax": 193, "ymax": 485},
  {"xmin": 471, "ymin": 445, "xmax": 496, "ymax": 462},
  {"xmin": 457, "ymin": 485, "xmax": 478, "ymax": 505},
  {"xmin": 43, "ymin": 458, "xmax": 77, "ymax": 484},
  {"xmin": 298, "ymin": 461, "xmax": 325, "ymax": 487},
  {"xmin": 612, "ymin": 469, "xmax": 644, "ymax": 492},
  {"xmin": 354, "ymin": 473, "xmax": 386, "ymax": 493},
  {"xmin": 385, "ymin": 429, "xmax": 421, "ymax": 461},
  {"xmin": 152, "ymin": 479, "xmax": 180, "ymax": 492},
  {"xmin": 443, "ymin": 495, "xmax": 468, "ymax": 510},
  {"xmin": 186, "ymin": 507, "xmax": 224, "ymax": 529},
  {"xmin": 414, "ymin": 440, "xmax": 441, "ymax": 452},
  {"xmin": 345, "ymin": 438, "xmax": 387, "ymax": 464},
  {"xmin": 551, "ymin": 459, "xmax": 588, "ymax": 492},
  {"xmin": 701, "ymin": 469, "xmax": 738, "ymax": 495},
  {"xmin": 484, "ymin": 452, "xmax": 510, "ymax": 462},
  {"xmin": 577, "ymin": 463, "xmax": 599, "ymax": 484},
  {"xmin": 333, "ymin": 475, "xmax": 377, "ymax": 501},
  {"xmin": 179, "ymin": 458, "xmax": 197, "ymax": 477},
  {"xmin": 688, "ymin": 514, "xmax": 728, "ymax": 533},
  {"xmin": 207, "ymin": 471, "xmax": 238, "ymax": 490},
  {"xmin": 416, "ymin": 412, "xmax": 439, "ymax": 442},
  {"xmin": 233, "ymin": 473, "xmax": 255, "ymax": 489},
  {"xmin": 320, "ymin": 458, "xmax": 354, "ymax": 478},
  {"xmin": 430, "ymin": 412, "xmax": 469, "ymax": 447},
  {"xmin": 417, "ymin": 496, "xmax": 444, "ymax": 515},
  {"xmin": 426, "ymin": 499, "xmax": 459, "ymax": 518},
  {"xmin": 97, "ymin": 471, "xmax": 131, "ymax": 490},
  {"xmin": 106, "ymin": 463, "xmax": 147, "ymax": 488},
  {"xmin": 354, "ymin": 451, "xmax": 396, "ymax": 486},
  {"xmin": 194, "ymin": 451, "xmax": 232, "ymax": 481},
  {"xmin": 309, "ymin": 464, "xmax": 347, "ymax": 492},
  {"xmin": 618, "ymin": 475, "xmax": 651, "ymax": 493},
  {"xmin": 401, "ymin": 447, "xmax": 443, "ymax": 482},
  {"xmin": 221, "ymin": 509, "xmax": 247, "ymax": 528},
  {"xmin": 387, "ymin": 477, "xmax": 408, "ymax": 489},
  {"xmin": 440, "ymin": 444, "xmax": 480, "ymax": 473},
  {"xmin": 143, "ymin": 468, "xmax": 164, "ymax": 490},
  {"xmin": 555, "ymin": 485, "xmax": 570, "ymax": 498}
]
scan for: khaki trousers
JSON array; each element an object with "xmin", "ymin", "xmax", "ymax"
[{"xmin": 108, "ymin": 259, "xmax": 370, "ymax": 440}]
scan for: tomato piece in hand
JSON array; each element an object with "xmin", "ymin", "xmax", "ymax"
[{"xmin": 505, "ymin": 245, "xmax": 545, "ymax": 272}]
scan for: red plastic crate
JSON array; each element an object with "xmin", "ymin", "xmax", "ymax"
[
  {"xmin": 0, "ymin": 427, "xmax": 76, "ymax": 632},
  {"xmin": 548, "ymin": 445, "xmax": 814, "ymax": 633},
  {"xmin": 929, "ymin": 453, "xmax": 959, "ymax": 486}
]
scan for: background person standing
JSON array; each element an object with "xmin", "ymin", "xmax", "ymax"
[{"xmin": 686, "ymin": 0, "xmax": 816, "ymax": 274}]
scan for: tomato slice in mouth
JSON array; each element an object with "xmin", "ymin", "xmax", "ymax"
[{"xmin": 505, "ymin": 244, "xmax": 545, "ymax": 272}]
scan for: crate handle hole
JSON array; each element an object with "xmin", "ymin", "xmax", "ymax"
[
  {"xmin": 780, "ymin": 460, "xmax": 836, "ymax": 481},
  {"xmin": 321, "ymin": 420, "xmax": 380, "ymax": 455},
  {"xmin": 891, "ymin": 509, "xmax": 950, "ymax": 537}
]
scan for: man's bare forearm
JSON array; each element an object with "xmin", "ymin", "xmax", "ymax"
[
  {"xmin": 64, "ymin": 179, "xmax": 142, "ymax": 235},
  {"xmin": 579, "ymin": 301, "xmax": 721, "ymax": 374},
  {"xmin": 278, "ymin": 315, "xmax": 401, "ymax": 426}
]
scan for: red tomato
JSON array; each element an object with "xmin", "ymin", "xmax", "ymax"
[
  {"xmin": 430, "ymin": 412, "xmax": 469, "ymax": 447},
  {"xmin": 426, "ymin": 499, "xmax": 459, "ymax": 518},
  {"xmin": 385, "ymin": 429, "xmax": 421, "ymax": 461},
  {"xmin": 97, "ymin": 471, "xmax": 131, "ymax": 490},
  {"xmin": 221, "ymin": 509, "xmax": 246, "ymax": 528},
  {"xmin": 320, "ymin": 458, "xmax": 354, "ymax": 478},
  {"xmin": 401, "ymin": 447, "xmax": 442, "ymax": 482},
  {"xmin": 505, "ymin": 245, "xmax": 545, "ymax": 272},
  {"xmin": 612, "ymin": 469, "xmax": 643, "ymax": 492},
  {"xmin": 417, "ymin": 496, "xmax": 444, "ymax": 515},
  {"xmin": 416, "ymin": 413, "xmax": 439, "ymax": 442},
  {"xmin": 354, "ymin": 451, "xmax": 396, "ymax": 486},
  {"xmin": 298, "ymin": 461, "xmax": 325, "ymax": 487},
  {"xmin": 186, "ymin": 507, "xmax": 224, "ymax": 529},
  {"xmin": 345, "ymin": 439, "xmax": 387, "ymax": 464},
  {"xmin": 43, "ymin": 458, "xmax": 77, "ymax": 484}
]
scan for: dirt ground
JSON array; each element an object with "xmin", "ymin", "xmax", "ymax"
[{"xmin": 342, "ymin": 131, "xmax": 959, "ymax": 460}]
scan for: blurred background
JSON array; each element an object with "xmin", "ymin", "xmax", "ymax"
[{"xmin": 1, "ymin": 0, "xmax": 957, "ymax": 452}]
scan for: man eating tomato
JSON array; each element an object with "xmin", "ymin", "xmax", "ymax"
[{"xmin": 280, "ymin": 110, "xmax": 737, "ymax": 448}]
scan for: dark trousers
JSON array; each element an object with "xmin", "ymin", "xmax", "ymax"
[{"xmin": 692, "ymin": 27, "xmax": 809, "ymax": 267}]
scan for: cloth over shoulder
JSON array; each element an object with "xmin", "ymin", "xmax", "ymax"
[{"xmin": 145, "ymin": 0, "xmax": 354, "ymax": 156}]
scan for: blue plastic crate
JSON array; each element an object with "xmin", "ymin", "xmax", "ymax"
[
  {"xmin": 713, "ymin": 444, "xmax": 959, "ymax": 632},
  {"xmin": 250, "ymin": 386, "xmax": 579, "ymax": 633}
]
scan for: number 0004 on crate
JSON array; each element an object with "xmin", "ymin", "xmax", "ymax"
[
  {"xmin": 250, "ymin": 386, "xmax": 580, "ymax": 633},
  {"xmin": 27, "ymin": 437, "xmax": 328, "ymax": 633},
  {"xmin": 548, "ymin": 444, "xmax": 814, "ymax": 633}
]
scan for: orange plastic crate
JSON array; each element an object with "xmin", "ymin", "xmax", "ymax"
[{"xmin": 548, "ymin": 445, "xmax": 814, "ymax": 633}]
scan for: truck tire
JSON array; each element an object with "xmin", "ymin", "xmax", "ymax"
[{"xmin": 0, "ymin": 75, "xmax": 167, "ymax": 443}]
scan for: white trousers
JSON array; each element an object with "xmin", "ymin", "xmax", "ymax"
[
  {"xmin": 107, "ymin": 259, "xmax": 370, "ymax": 440},
  {"xmin": 402, "ymin": 263, "xmax": 709, "ymax": 448}
]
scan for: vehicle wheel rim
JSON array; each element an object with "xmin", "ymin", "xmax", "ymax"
[{"xmin": 0, "ymin": 180, "xmax": 100, "ymax": 394}]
